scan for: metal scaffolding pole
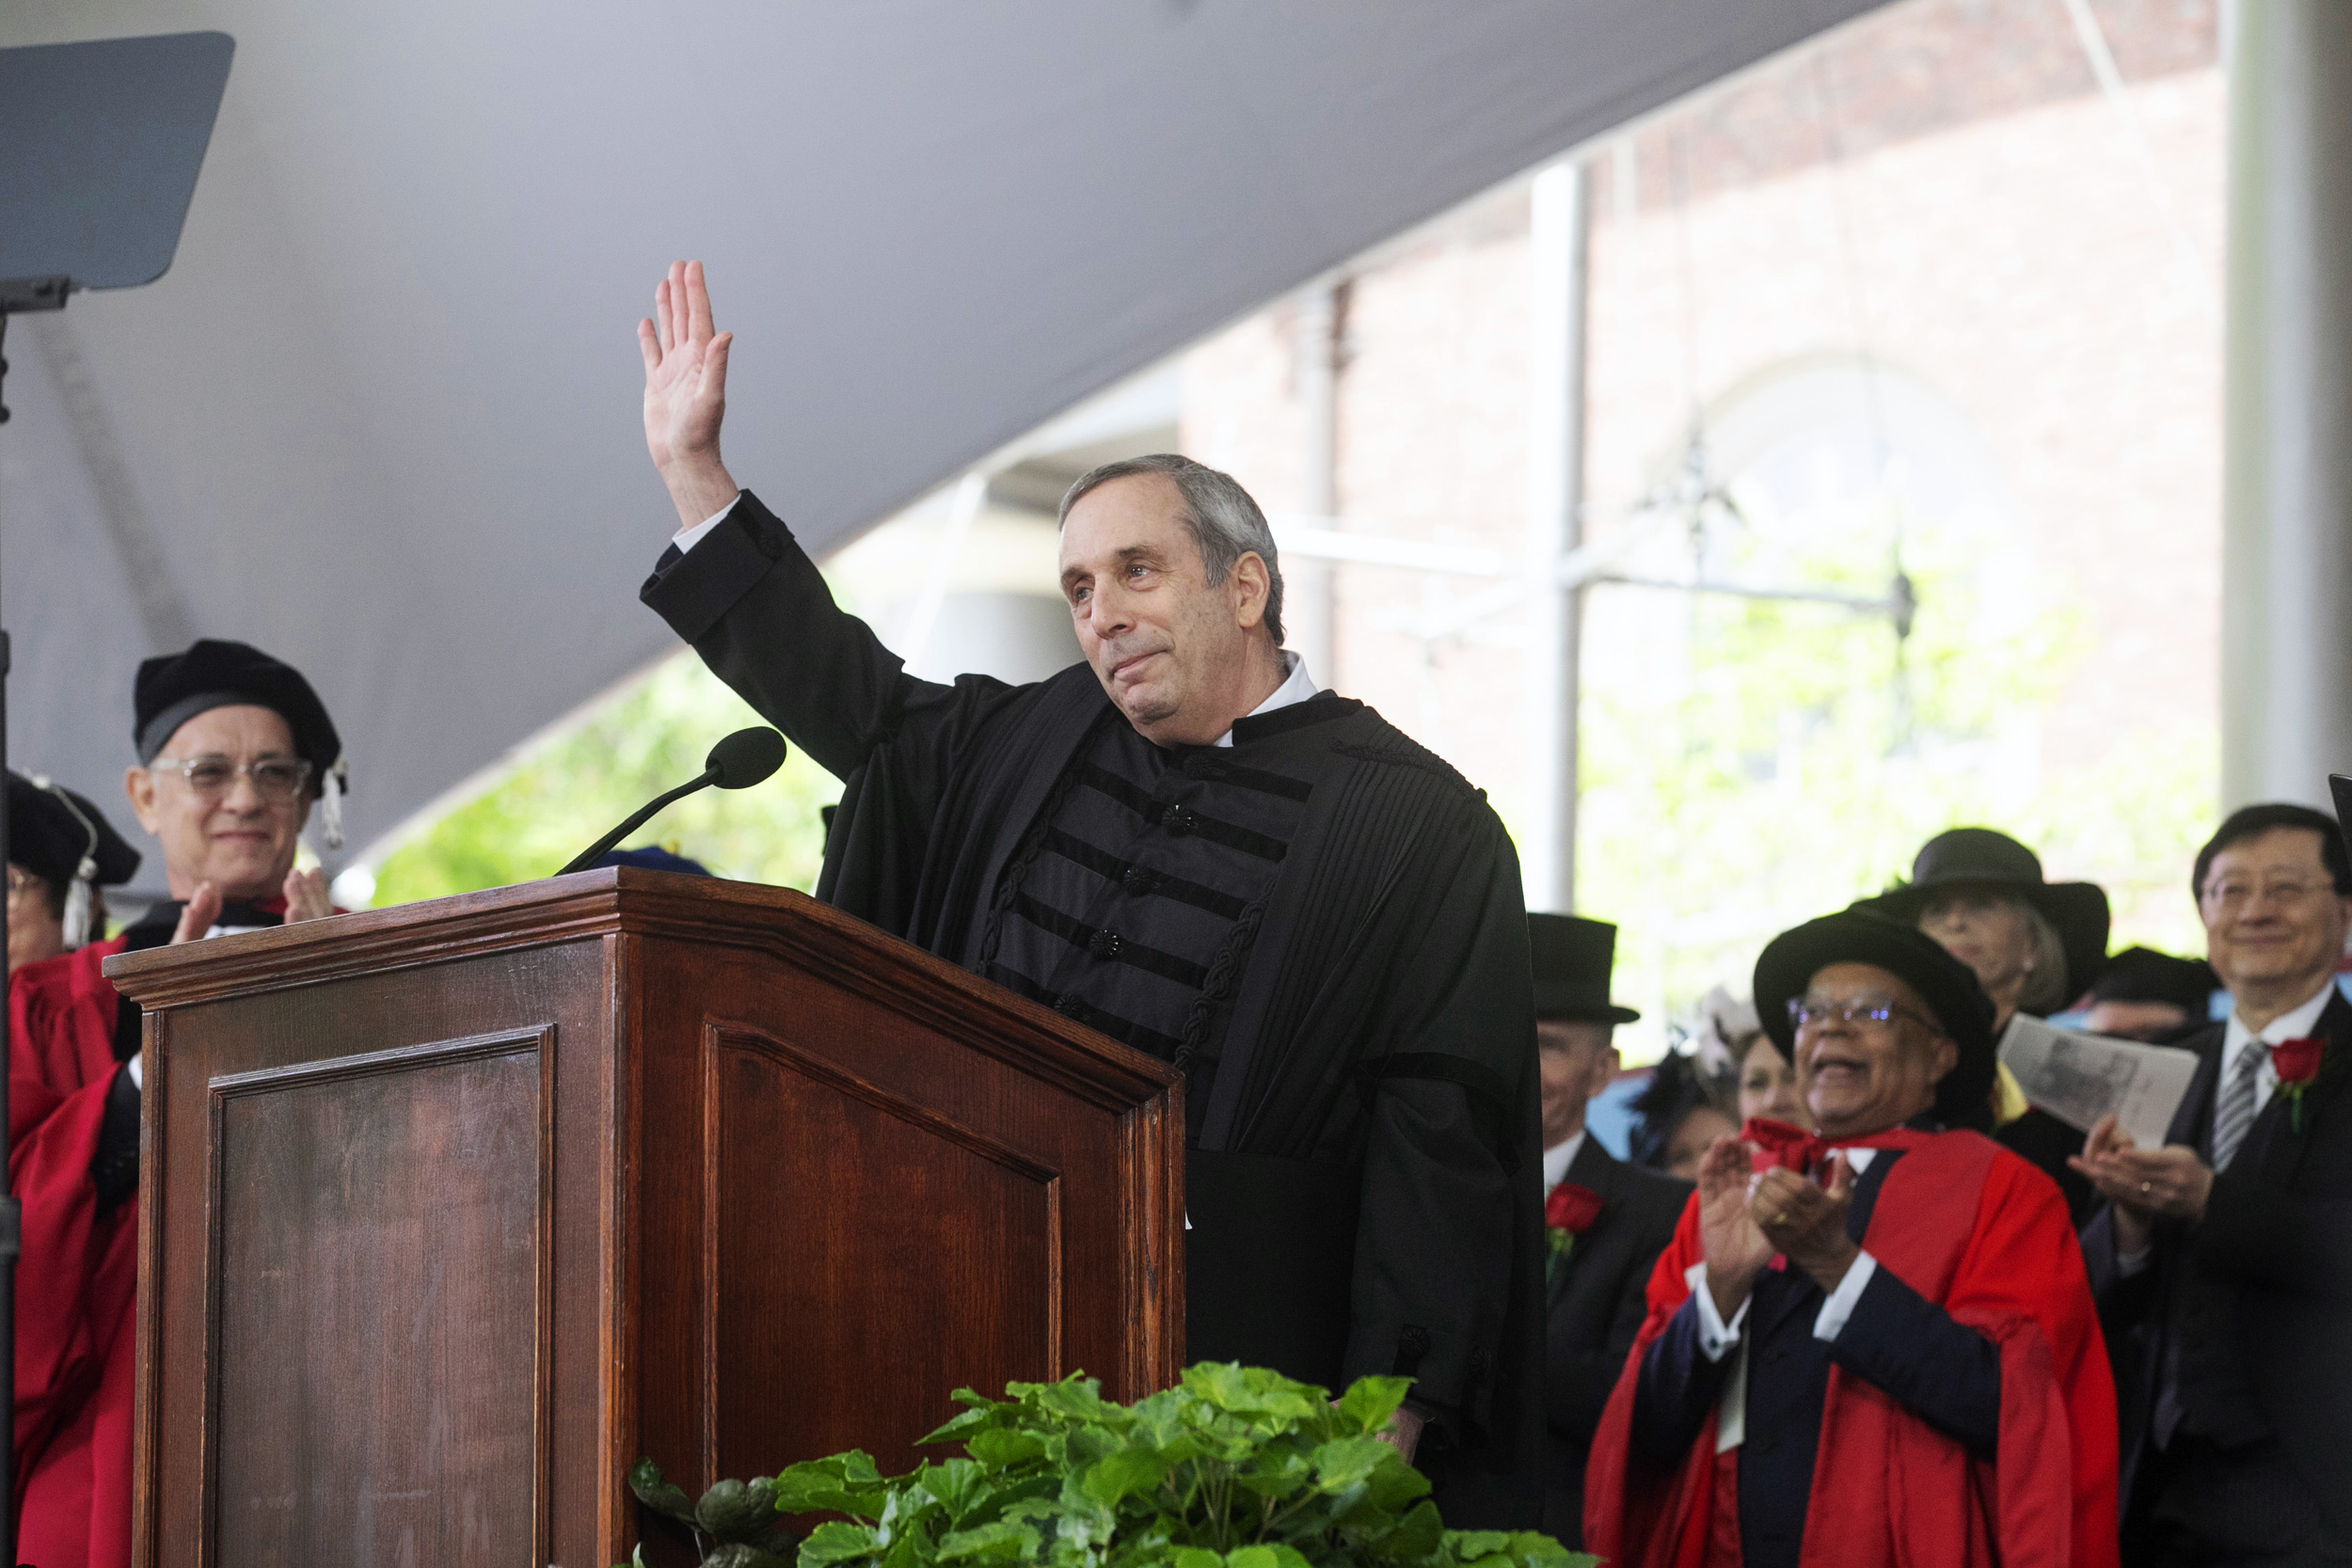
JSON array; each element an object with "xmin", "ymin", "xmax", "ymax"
[
  {"xmin": 1292, "ymin": 281, "xmax": 1342, "ymax": 685},
  {"xmin": 1522, "ymin": 160, "xmax": 1591, "ymax": 912}
]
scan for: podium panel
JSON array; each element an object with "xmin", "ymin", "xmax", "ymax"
[
  {"xmin": 706, "ymin": 1025, "xmax": 1057, "ymax": 1482},
  {"xmin": 109, "ymin": 870, "xmax": 1183, "ymax": 1568},
  {"xmin": 210, "ymin": 1033, "xmax": 548, "ymax": 1563}
]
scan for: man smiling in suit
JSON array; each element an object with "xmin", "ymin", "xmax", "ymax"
[
  {"xmin": 2074, "ymin": 802, "xmax": 2352, "ymax": 1562},
  {"xmin": 1528, "ymin": 913, "xmax": 1689, "ymax": 1545}
]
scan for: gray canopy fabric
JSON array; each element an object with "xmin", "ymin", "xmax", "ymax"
[{"xmin": 0, "ymin": 0, "xmax": 1883, "ymax": 879}]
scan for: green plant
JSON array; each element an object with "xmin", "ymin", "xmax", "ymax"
[
  {"xmin": 768, "ymin": 1365, "xmax": 1589, "ymax": 1568},
  {"xmin": 621, "ymin": 1457, "xmax": 800, "ymax": 1568}
]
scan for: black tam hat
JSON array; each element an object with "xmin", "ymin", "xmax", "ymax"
[
  {"xmin": 1529, "ymin": 912, "xmax": 1641, "ymax": 1023},
  {"xmin": 1753, "ymin": 910, "xmax": 1997, "ymax": 1132},
  {"xmin": 2090, "ymin": 946, "xmax": 2219, "ymax": 1016},
  {"xmin": 8, "ymin": 771, "xmax": 141, "ymax": 947},
  {"xmin": 133, "ymin": 639, "xmax": 349, "ymax": 847}
]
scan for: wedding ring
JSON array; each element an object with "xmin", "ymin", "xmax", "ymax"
[{"xmin": 1771, "ymin": 1212, "xmax": 1788, "ymax": 1227}]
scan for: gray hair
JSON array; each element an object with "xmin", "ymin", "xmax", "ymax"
[
  {"xmin": 1057, "ymin": 453, "xmax": 1285, "ymax": 645},
  {"xmin": 2014, "ymin": 899, "xmax": 2071, "ymax": 1016}
]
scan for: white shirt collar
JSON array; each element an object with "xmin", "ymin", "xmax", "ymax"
[
  {"xmin": 1214, "ymin": 651, "xmax": 1315, "ymax": 747},
  {"xmin": 2221, "ymin": 975, "xmax": 2336, "ymax": 1109},
  {"xmin": 1543, "ymin": 1130, "xmax": 1587, "ymax": 1191}
]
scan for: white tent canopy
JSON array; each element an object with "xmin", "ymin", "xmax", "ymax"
[{"xmin": 0, "ymin": 0, "xmax": 1882, "ymax": 887}]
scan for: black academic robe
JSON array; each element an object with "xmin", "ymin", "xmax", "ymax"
[
  {"xmin": 2082, "ymin": 990, "xmax": 2352, "ymax": 1544},
  {"xmin": 642, "ymin": 491, "xmax": 1545, "ymax": 1525},
  {"xmin": 1540, "ymin": 1137, "xmax": 1689, "ymax": 1544}
]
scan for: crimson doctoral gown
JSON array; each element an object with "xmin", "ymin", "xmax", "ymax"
[
  {"xmin": 1583, "ymin": 1128, "xmax": 2120, "ymax": 1568},
  {"xmin": 12, "ymin": 935, "xmax": 136, "ymax": 1568}
]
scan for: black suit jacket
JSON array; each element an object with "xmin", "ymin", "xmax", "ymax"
[
  {"xmin": 1540, "ymin": 1135, "xmax": 1690, "ymax": 1544},
  {"xmin": 2083, "ymin": 987, "xmax": 2352, "ymax": 1532}
]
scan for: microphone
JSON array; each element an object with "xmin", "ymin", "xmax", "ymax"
[{"xmin": 555, "ymin": 726, "xmax": 787, "ymax": 878}]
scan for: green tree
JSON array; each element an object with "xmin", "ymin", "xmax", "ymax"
[
  {"xmin": 1575, "ymin": 505, "xmax": 2214, "ymax": 1046},
  {"xmin": 372, "ymin": 652, "xmax": 841, "ymax": 907}
]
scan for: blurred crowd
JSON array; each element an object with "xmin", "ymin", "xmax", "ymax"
[
  {"xmin": 1539, "ymin": 812, "xmax": 2351, "ymax": 1565},
  {"xmin": 8, "ymin": 619, "xmax": 2348, "ymax": 1568}
]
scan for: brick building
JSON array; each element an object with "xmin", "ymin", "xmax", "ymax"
[{"xmin": 1178, "ymin": 0, "xmax": 2223, "ymax": 1037}]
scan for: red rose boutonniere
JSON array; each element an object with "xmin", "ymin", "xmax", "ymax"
[
  {"xmin": 2273, "ymin": 1036, "xmax": 2326, "ymax": 1133},
  {"xmin": 1546, "ymin": 1182, "xmax": 1606, "ymax": 1272}
]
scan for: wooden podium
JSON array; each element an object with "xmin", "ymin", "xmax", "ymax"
[{"xmin": 104, "ymin": 868, "xmax": 1184, "ymax": 1568}]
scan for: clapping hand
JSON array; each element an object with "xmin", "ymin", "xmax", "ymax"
[
  {"xmin": 1696, "ymin": 1134, "xmax": 1774, "ymax": 1322},
  {"xmin": 282, "ymin": 865, "xmax": 332, "ymax": 924},
  {"xmin": 168, "ymin": 881, "xmax": 223, "ymax": 944},
  {"xmin": 2069, "ymin": 1112, "xmax": 2212, "ymax": 1252},
  {"xmin": 1751, "ymin": 1153, "xmax": 1861, "ymax": 1294},
  {"xmin": 638, "ymin": 259, "xmax": 739, "ymax": 530}
]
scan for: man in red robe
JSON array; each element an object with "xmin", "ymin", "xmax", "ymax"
[
  {"xmin": 1583, "ymin": 911, "xmax": 2119, "ymax": 1568},
  {"xmin": 12, "ymin": 641, "xmax": 344, "ymax": 1568}
]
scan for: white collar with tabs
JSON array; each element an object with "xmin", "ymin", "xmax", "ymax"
[{"xmin": 1214, "ymin": 651, "xmax": 1315, "ymax": 748}]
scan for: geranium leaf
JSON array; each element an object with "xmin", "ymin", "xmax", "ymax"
[
  {"xmin": 1081, "ymin": 1446, "xmax": 1167, "ymax": 1506},
  {"xmin": 626, "ymin": 1457, "xmax": 700, "ymax": 1525},
  {"xmin": 1332, "ymin": 1377, "xmax": 1411, "ymax": 1437},
  {"xmin": 701, "ymin": 1478, "xmax": 772, "ymax": 1539},
  {"xmin": 936, "ymin": 1520, "xmax": 1035, "ymax": 1562},
  {"xmin": 966, "ymin": 1429, "xmax": 1046, "ymax": 1469},
  {"xmin": 801, "ymin": 1521, "xmax": 882, "ymax": 1567},
  {"xmin": 1309, "ymin": 1437, "xmax": 1391, "ymax": 1493}
]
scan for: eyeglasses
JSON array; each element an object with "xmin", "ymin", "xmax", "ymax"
[
  {"xmin": 5, "ymin": 866, "xmax": 43, "ymax": 900},
  {"xmin": 149, "ymin": 754, "xmax": 313, "ymax": 803},
  {"xmin": 1786, "ymin": 993, "xmax": 1926, "ymax": 1033},
  {"xmin": 2200, "ymin": 879, "xmax": 2331, "ymax": 913}
]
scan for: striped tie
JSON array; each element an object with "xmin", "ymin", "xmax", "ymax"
[{"xmin": 2211, "ymin": 1040, "xmax": 2269, "ymax": 1174}]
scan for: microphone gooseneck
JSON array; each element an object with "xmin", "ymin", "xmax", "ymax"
[{"xmin": 554, "ymin": 726, "xmax": 787, "ymax": 877}]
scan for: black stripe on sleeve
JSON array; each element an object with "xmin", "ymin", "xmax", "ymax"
[
  {"xmin": 986, "ymin": 967, "xmax": 1186, "ymax": 1058},
  {"xmin": 1041, "ymin": 830, "xmax": 1251, "ymax": 919},
  {"xmin": 1009, "ymin": 894, "xmax": 1211, "ymax": 988},
  {"xmin": 1078, "ymin": 764, "xmax": 1290, "ymax": 862}
]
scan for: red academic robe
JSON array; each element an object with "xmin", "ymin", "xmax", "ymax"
[
  {"xmin": 1584, "ymin": 1128, "xmax": 2120, "ymax": 1568},
  {"xmin": 12, "ymin": 936, "xmax": 135, "ymax": 1568}
]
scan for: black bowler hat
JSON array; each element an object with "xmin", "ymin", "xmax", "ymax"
[
  {"xmin": 8, "ymin": 771, "xmax": 141, "ymax": 947},
  {"xmin": 1530, "ymin": 912, "xmax": 1640, "ymax": 1024},
  {"xmin": 1855, "ymin": 827, "xmax": 2109, "ymax": 1002},
  {"xmin": 134, "ymin": 639, "xmax": 349, "ymax": 847},
  {"xmin": 1753, "ymin": 910, "xmax": 1996, "ymax": 1132}
]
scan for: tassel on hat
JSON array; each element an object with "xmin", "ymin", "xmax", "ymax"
[
  {"xmin": 60, "ymin": 857, "xmax": 95, "ymax": 948},
  {"xmin": 321, "ymin": 756, "xmax": 347, "ymax": 851},
  {"xmin": 32, "ymin": 773, "xmax": 102, "ymax": 949}
]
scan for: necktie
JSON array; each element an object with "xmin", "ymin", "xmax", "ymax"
[{"xmin": 2210, "ymin": 1039, "xmax": 2268, "ymax": 1173}]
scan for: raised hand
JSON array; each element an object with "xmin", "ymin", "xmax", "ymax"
[
  {"xmin": 638, "ymin": 259, "xmax": 740, "ymax": 530},
  {"xmin": 1695, "ymin": 1134, "xmax": 1773, "ymax": 1322},
  {"xmin": 169, "ymin": 881, "xmax": 223, "ymax": 944},
  {"xmin": 2068, "ymin": 1112, "xmax": 2196, "ymax": 1252},
  {"xmin": 282, "ymin": 865, "xmax": 332, "ymax": 923},
  {"xmin": 1754, "ymin": 1153, "xmax": 1860, "ymax": 1294}
]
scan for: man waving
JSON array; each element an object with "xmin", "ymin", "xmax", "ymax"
[{"xmin": 634, "ymin": 261, "xmax": 1544, "ymax": 1524}]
